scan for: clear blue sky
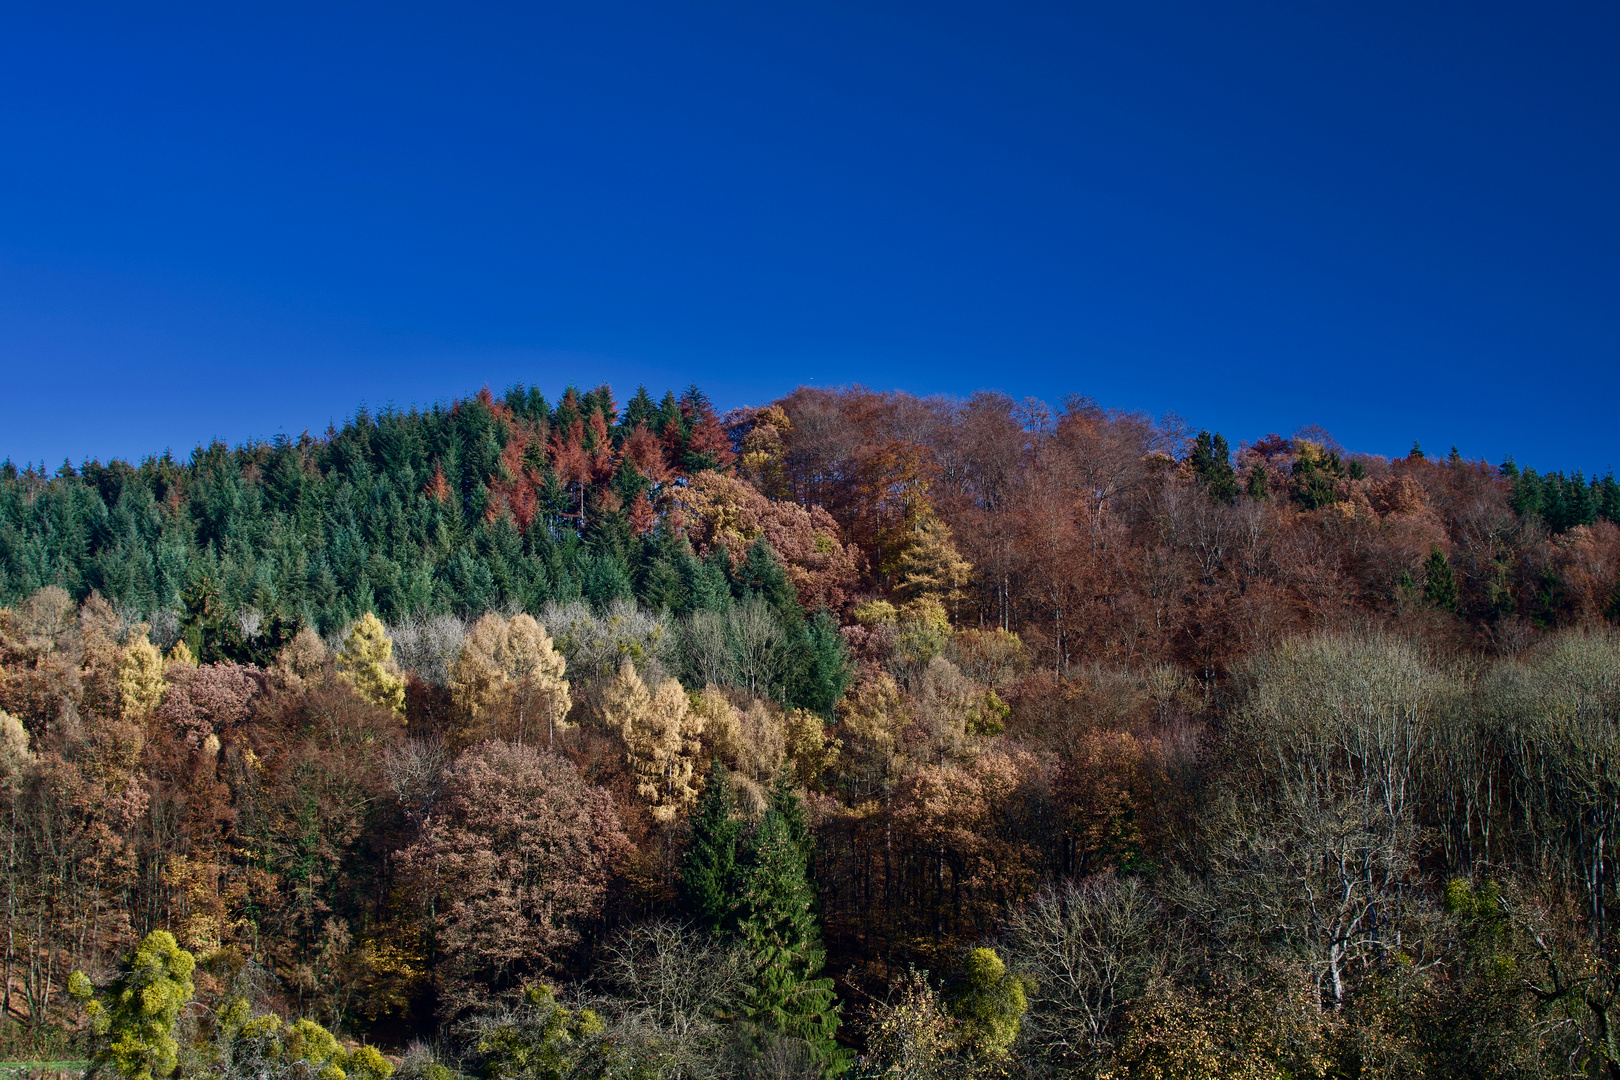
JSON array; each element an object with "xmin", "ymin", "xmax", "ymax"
[{"xmin": 2, "ymin": 2, "xmax": 1615, "ymax": 473}]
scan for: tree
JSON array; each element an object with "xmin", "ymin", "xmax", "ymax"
[
  {"xmin": 946, "ymin": 948, "xmax": 1030, "ymax": 1064},
  {"xmin": 601, "ymin": 660, "xmax": 707, "ymax": 822},
  {"xmin": 205, "ymin": 997, "xmax": 395, "ymax": 1080},
  {"xmin": 895, "ymin": 517, "xmax": 974, "ymax": 615},
  {"xmin": 117, "ymin": 633, "xmax": 166, "ymax": 719},
  {"xmin": 682, "ymin": 760, "xmax": 743, "ymax": 933},
  {"xmin": 336, "ymin": 612, "xmax": 406, "ymax": 716},
  {"xmin": 1003, "ymin": 874, "xmax": 1159, "ymax": 1067},
  {"xmin": 450, "ymin": 612, "xmax": 573, "ymax": 747},
  {"xmin": 856, "ymin": 967, "xmax": 957, "ymax": 1080},
  {"xmin": 1423, "ymin": 546, "xmax": 1459, "ymax": 612},
  {"xmin": 466, "ymin": 983, "xmax": 610, "ymax": 1080},
  {"xmin": 70, "ymin": 930, "xmax": 196, "ymax": 1080},
  {"xmin": 738, "ymin": 805, "xmax": 846, "ymax": 1074},
  {"xmin": 397, "ymin": 741, "xmax": 627, "ymax": 1018},
  {"xmin": 1189, "ymin": 431, "xmax": 1238, "ymax": 504}
]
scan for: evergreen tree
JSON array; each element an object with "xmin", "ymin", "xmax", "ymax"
[
  {"xmin": 738, "ymin": 808, "xmax": 845, "ymax": 1074},
  {"xmin": 1423, "ymin": 546, "xmax": 1460, "ymax": 612},
  {"xmin": 681, "ymin": 760, "xmax": 743, "ymax": 933},
  {"xmin": 768, "ymin": 774, "xmax": 816, "ymax": 898},
  {"xmin": 788, "ymin": 609, "xmax": 853, "ymax": 718},
  {"xmin": 1189, "ymin": 431, "xmax": 1238, "ymax": 503},
  {"xmin": 1245, "ymin": 464, "xmax": 1270, "ymax": 501},
  {"xmin": 738, "ymin": 539, "xmax": 802, "ymax": 622},
  {"xmin": 1599, "ymin": 471, "xmax": 1620, "ymax": 524}
]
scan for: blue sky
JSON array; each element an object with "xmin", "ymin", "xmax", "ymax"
[{"xmin": 2, "ymin": 2, "xmax": 1616, "ymax": 472}]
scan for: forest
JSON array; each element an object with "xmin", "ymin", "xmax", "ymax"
[{"xmin": 2, "ymin": 381, "xmax": 1620, "ymax": 1079}]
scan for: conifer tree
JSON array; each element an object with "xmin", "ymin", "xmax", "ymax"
[
  {"xmin": 605, "ymin": 660, "xmax": 707, "ymax": 822},
  {"xmin": 1246, "ymin": 464, "xmax": 1270, "ymax": 501},
  {"xmin": 738, "ymin": 808, "xmax": 845, "ymax": 1074},
  {"xmin": 1423, "ymin": 546, "xmax": 1460, "ymax": 612},
  {"xmin": 681, "ymin": 759, "xmax": 742, "ymax": 932},
  {"xmin": 894, "ymin": 518, "xmax": 973, "ymax": 613},
  {"xmin": 1189, "ymin": 431, "xmax": 1238, "ymax": 503},
  {"xmin": 789, "ymin": 609, "xmax": 853, "ymax": 718},
  {"xmin": 118, "ymin": 633, "xmax": 167, "ymax": 719},
  {"xmin": 336, "ymin": 612, "xmax": 407, "ymax": 716},
  {"xmin": 739, "ymin": 539, "xmax": 802, "ymax": 622}
]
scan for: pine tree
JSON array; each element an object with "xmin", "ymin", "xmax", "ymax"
[
  {"xmin": 681, "ymin": 760, "xmax": 742, "ymax": 932},
  {"xmin": 1423, "ymin": 546, "xmax": 1459, "ymax": 612}
]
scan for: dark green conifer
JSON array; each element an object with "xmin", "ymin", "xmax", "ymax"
[
  {"xmin": 738, "ymin": 805, "xmax": 845, "ymax": 1074},
  {"xmin": 1246, "ymin": 465, "xmax": 1270, "ymax": 501},
  {"xmin": 681, "ymin": 761, "xmax": 742, "ymax": 933},
  {"xmin": 1189, "ymin": 431, "xmax": 1238, "ymax": 503},
  {"xmin": 1423, "ymin": 546, "xmax": 1459, "ymax": 612}
]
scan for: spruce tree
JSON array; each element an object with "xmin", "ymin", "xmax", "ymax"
[
  {"xmin": 1246, "ymin": 465, "xmax": 1270, "ymax": 501},
  {"xmin": 768, "ymin": 774, "xmax": 816, "ymax": 895},
  {"xmin": 789, "ymin": 609, "xmax": 853, "ymax": 718},
  {"xmin": 738, "ymin": 808, "xmax": 845, "ymax": 1074},
  {"xmin": 739, "ymin": 539, "xmax": 802, "ymax": 622},
  {"xmin": 1189, "ymin": 431, "xmax": 1238, "ymax": 503},
  {"xmin": 681, "ymin": 760, "xmax": 742, "ymax": 933},
  {"xmin": 1423, "ymin": 546, "xmax": 1460, "ymax": 612}
]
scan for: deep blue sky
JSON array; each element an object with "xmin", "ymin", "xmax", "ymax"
[{"xmin": 2, "ymin": 2, "xmax": 1616, "ymax": 472}]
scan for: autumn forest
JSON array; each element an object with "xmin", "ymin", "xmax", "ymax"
[{"xmin": 3, "ymin": 382, "xmax": 1620, "ymax": 1079}]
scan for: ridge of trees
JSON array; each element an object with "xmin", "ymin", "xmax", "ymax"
[{"xmin": 0, "ymin": 382, "xmax": 1619, "ymax": 1077}]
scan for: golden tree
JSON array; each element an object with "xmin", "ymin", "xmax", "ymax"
[
  {"xmin": 336, "ymin": 612, "xmax": 407, "ymax": 716},
  {"xmin": 118, "ymin": 633, "xmax": 167, "ymax": 719},
  {"xmin": 602, "ymin": 660, "xmax": 707, "ymax": 822},
  {"xmin": 450, "ymin": 613, "xmax": 572, "ymax": 747}
]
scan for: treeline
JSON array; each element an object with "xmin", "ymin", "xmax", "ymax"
[{"xmin": 3, "ymin": 382, "xmax": 1620, "ymax": 1079}]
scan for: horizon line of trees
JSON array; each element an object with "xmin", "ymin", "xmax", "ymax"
[{"xmin": 2, "ymin": 380, "xmax": 1620, "ymax": 1078}]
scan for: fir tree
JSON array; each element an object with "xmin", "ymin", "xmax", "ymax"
[
  {"xmin": 738, "ymin": 808, "xmax": 845, "ymax": 1074},
  {"xmin": 1189, "ymin": 431, "xmax": 1238, "ymax": 503},
  {"xmin": 1423, "ymin": 546, "xmax": 1459, "ymax": 612},
  {"xmin": 681, "ymin": 760, "xmax": 742, "ymax": 933}
]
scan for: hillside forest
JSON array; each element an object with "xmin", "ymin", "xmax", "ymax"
[{"xmin": 3, "ymin": 382, "xmax": 1620, "ymax": 1079}]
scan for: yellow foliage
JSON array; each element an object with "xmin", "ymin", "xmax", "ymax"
[
  {"xmin": 783, "ymin": 707, "xmax": 840, "ymax": 789},
  {"xmin": 895, "ymin": 516, "xmax": 973, "ymax": 613},
  {"xmin": 853, "ymin": 599, "xmax": 899, "ymax": 627},
  {"xmin": 118, "ymin": 633, "xmax": 167, "ymax": 719},
  {"xmin": 0, "ymin": 709, "xmax": 33, "ymax": 779},
  {"xmin": 450, "ymin": 613, "xmax": 572, "ymax": 745},
  {"xmin": 603, "ymin": 661, "xmax": 706, "ymax": 822},
  {"xmin": 336, "ymin": 613, "xmax": 406, "ymax": 716},
  {"xmin": 166, "ymin": 640, "xmax": 197, "ymax": 668}
]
